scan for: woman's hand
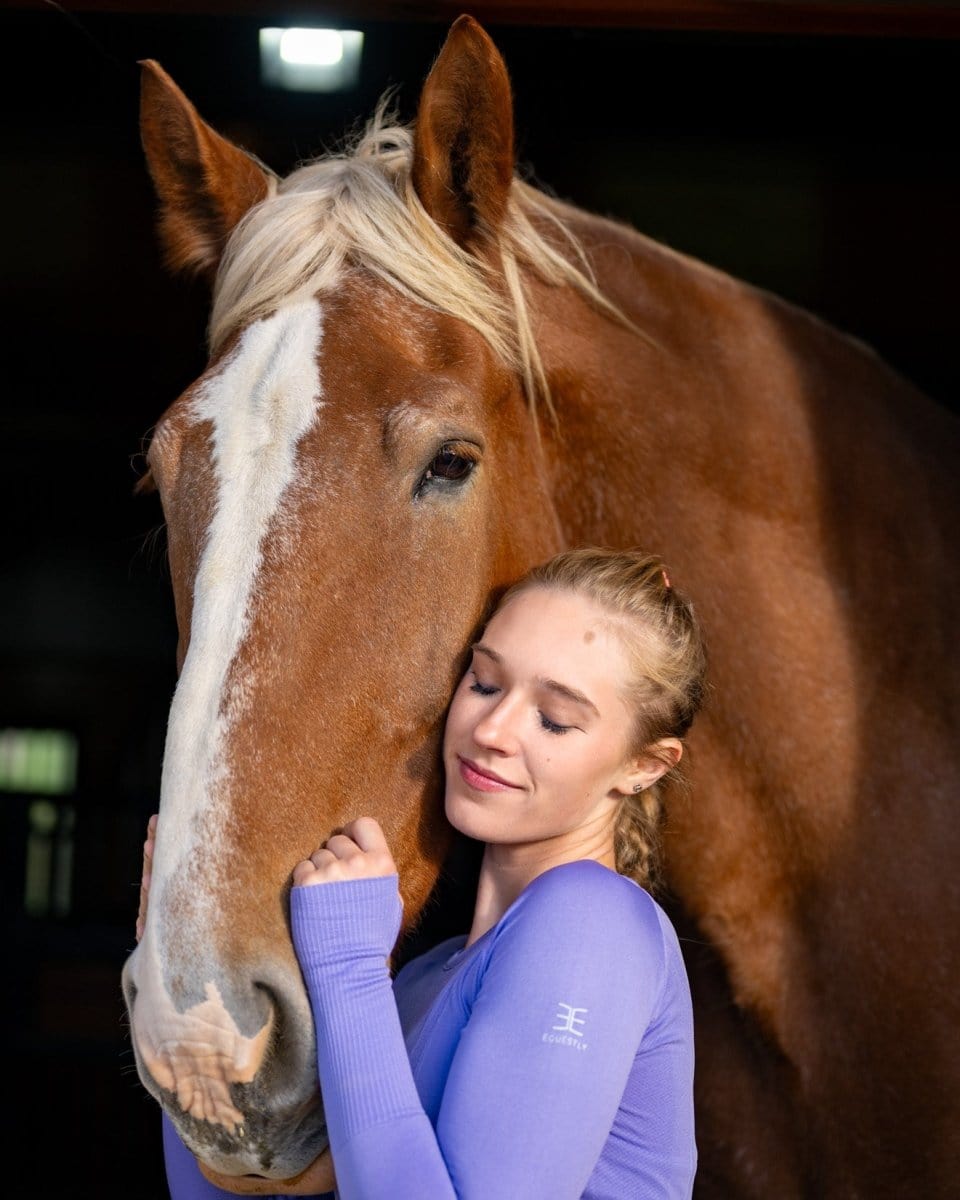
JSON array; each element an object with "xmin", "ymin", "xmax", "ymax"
[
  {"xmin": 135, "ymin": 813, "xmax": 158, "ymax": 943},
  {"xmin": 292, "ymin": 817, "xmax": 397, "ymax": 887}
]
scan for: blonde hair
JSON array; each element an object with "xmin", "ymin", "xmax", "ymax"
[
  {"xmin": 497, "ymin": 547, "xmax": 707, "ymax": 890},
  {"xmin": 210, "ymin": 101, "xmax": 633, "ymax": 424}
]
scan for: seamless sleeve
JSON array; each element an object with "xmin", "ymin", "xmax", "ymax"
[
  {"xmin": 292, "ymin": 865, "xmax": 667, "ymax": 1200},
  {"xmin": 291, "ymin": 875, "xmax": 457, "ymax": 1199}
]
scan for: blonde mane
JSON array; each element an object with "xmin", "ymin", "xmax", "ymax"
[{"xmin": 211, "ymin": 103, "xmax": 628, "ymax": 416}]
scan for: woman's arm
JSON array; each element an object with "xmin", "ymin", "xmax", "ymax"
[
  {"xmin": 293, "ymin": 832, "xmax": 667, "ymax": 1200},
  {"xmin": 291, "ymin": 820, "xmax": 458, "ymax": 1199}
]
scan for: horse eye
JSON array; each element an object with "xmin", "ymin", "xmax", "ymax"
[
  {"xmin": 415, "ymin": 444, "xmax": 478, "ymax": 497},
  {"xmin": 429, "ymin": 449, "xmax": 473, "ymax": 481}
]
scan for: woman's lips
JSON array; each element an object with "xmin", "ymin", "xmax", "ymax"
[{"xmin": 457, "ymin": 755, "xmax": 521, "ymax": 792}]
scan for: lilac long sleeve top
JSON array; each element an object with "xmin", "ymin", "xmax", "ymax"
[{"xmin": 163, "ymin": 859, "xmax": 696, "ymax": 1199}]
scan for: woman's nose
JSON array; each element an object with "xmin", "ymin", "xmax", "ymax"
[{"xmin": 472, "ymin": 699, "xmax": 519, "ymax": 754}]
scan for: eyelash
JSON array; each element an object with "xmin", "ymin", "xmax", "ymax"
[
  {"xmin": 468, "ymin": 678, "xmax": 573, "ymax": 735},
  {"xmin": 538, "ymin": 713, "xmax": 571, "ymax": 736}
]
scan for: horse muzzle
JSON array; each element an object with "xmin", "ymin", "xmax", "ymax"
[{"xmin": 122, "ymin": 934, "xmax": 325, "ymax": 1180}]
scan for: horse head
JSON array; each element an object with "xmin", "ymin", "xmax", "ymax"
[{"xmin": 122, "ymin": 16, "xmax": 565, "ymax": 1185}]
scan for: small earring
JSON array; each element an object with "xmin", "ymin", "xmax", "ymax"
[{"xmin": 632, "ymin": 783, "xmax": 644, "ymax": 793}]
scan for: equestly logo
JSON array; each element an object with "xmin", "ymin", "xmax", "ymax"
[{"xmin": 543, "ymin": 1002, "xmax": 588, "ymax": 1051}]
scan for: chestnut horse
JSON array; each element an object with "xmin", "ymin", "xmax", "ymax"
[{"xmin": 122, "ymin": 15, "xmax": 960, "ymax": 1198}]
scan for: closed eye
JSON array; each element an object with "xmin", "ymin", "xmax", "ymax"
[
  {"xmin": 539, "ymin": 712, "xmax": 573, "ymax": 735},
  {"xmin": 469, "ymin": 678, "xmax": 498, "ymax": 697}
]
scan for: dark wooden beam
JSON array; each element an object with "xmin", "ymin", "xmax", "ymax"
[{"xmin": 21, "ymin": 0, "xmax": 960, "ymax": 38}]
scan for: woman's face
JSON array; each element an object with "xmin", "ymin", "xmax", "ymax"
[{"xmin": 443, "ymin": 586, "xmax": 649, "ymax": 852}]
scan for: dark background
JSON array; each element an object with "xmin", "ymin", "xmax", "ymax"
[{"xmin": 3, "ymin": 2, "xmax": 957, "ymax": 1195}]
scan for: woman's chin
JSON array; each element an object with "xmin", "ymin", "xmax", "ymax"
[
  {"xmin": 198, "ymin": 1149, "xmax": 336, "ymax": 1196},
  {"xmin": 445, "ymin": 789, "xmax": 494, "ymax": 837}
]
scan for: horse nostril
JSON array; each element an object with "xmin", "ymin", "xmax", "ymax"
[
  {"xmin": 122, "ymin": 970, "xmax": 138, "ymax": 1011},
  {"xmin": 253, "ymin": 978, "xmax": 283, "ymax": 1021}
]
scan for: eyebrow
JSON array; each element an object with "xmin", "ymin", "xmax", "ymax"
[{"xmin": 471, "ymin": 643, "xmax": 601, "ymax": 716}]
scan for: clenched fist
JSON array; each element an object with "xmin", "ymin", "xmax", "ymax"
[{"xmin": 292, "ymin": 817, "xmax": 397, "ymax": 887}]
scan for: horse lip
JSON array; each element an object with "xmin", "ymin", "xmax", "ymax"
[
  {"xmin": 193, "ymin": 1120, "xmax": 330, "ymax": 1189},
  {"xmin": 199, "ymin": 1144, "xmax": 333, "ymax": 1193}
]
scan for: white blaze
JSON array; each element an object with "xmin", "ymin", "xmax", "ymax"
[
  {"xmin": 151, "ymin": 299, "xmax": 324, "ymax": 910},
  {"xmin": 132, "ymin": 303, "xmax": 324, "ymax": 1128}
]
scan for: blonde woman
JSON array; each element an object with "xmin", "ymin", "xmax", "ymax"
[{"xmin": 146, "ymin": 547, "xmax": 707, "ymax": 1199}]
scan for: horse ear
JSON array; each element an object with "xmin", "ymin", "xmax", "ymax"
[
  {"xmin": 138, "ymin": 59, "xmax": 274, "ymax": 281},
  {"xmin": 412, "ymin": 15, "xmax": 515, "ymax": 250}
]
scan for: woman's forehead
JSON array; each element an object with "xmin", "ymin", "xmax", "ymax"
[
  {"xmin": 489, "ymin": 586, "xmax": 610, "ymax": 633},
  {"xmin": 482, "ymin": 588, "xmax": 633, "ymax": 687}
]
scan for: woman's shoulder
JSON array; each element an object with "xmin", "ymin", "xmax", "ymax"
[
  {"xmin": 479, "ymin": 861, "xmax": 679, "ymax": 1011},
  {"xmin": 502, "ymin": 860, "xmax": 670, "ymax": 954},
  {"xmin": 522, "ymin": 858, "xmax": 661, "ymax": 909}
]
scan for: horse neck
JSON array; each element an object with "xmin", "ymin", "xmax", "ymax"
[{"xmin": 532, "ymin": 196, "xmax": 960, "ymax": 544}]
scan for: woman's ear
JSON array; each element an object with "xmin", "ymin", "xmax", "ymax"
[{"xmin": 617, "ymin": 738, "xmax": 683, "ymax": 795}]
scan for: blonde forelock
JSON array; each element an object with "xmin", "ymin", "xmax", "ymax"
[{"xmin": 209, "ymin": 102, "xmax": 630, "ymax": 418}]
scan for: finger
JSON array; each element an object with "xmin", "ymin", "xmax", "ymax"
[
  {"xmin": 293, "ymin": 848, "xmax": 343, "ymax": 886},
  {"xmin": 323, "ymin": 833, "xmax": 363, "ymax": 860},
  {"xmin": 136, "ymin": 884, "xmax": 148, "ymax": 942},
  {"xmin": 292, "ymin": 859, "xmax": 323, "ymax": 886},
  {"xmin": 136, "ymin": 817, "xmax": 160, "ymax": 945},
  {"xmin": 342, "ymin": 817, "xmax": 389, "ymax": 854}
]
